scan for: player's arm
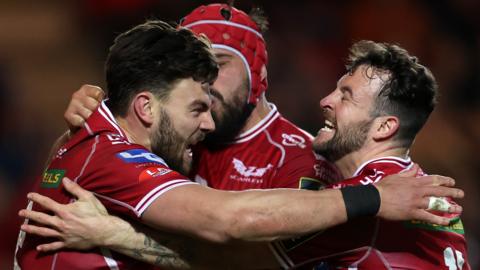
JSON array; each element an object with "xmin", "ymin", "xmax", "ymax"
[
  {"xmin": 24, "ymin": 165, "xmax": 462, "ymax": 245},
  {"xmin": 140, "ymin": 164, "xmax": 462, "ymax": 243},
  {"xmin": 19, "ymin": 173, "xmax": 464, "ymax": 269},
  {"xmin": 20, "ymin": 178, "xmax": 278, "ymax": 269}
]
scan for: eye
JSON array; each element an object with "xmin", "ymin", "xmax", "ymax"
[{"xmin": 191, "ymin": 109, "xmax": 201, "ymax": 117}]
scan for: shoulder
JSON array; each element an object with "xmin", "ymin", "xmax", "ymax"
[
  {"xmin": 92, "ymin": 133, "xmax": 169, "ymax": 170},
  {"xmin": 266, "ymin": 115, "xmax": 315, "ymax": 156}
]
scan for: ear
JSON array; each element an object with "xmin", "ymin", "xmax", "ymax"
[
  {"xmin": 132, "ymin": 91, "xmax": 156, "ymax": 126},
  {"xmin": 372, "ymin": 116, "xmax": 399, "ymax": 141}
]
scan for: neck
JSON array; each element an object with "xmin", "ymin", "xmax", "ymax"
[
  {"xmin": 115, "ymin": 116, "xmax": 152, "ymax": 151},
  {"xmin": 239, "ymin": 95, "xmax": 272, "ymax": 134},
  {"xmin": 334, "ymin": 142, "xmax": 409, "ymax": 177}
]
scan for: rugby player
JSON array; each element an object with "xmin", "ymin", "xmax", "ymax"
[{"xmin": 16, "ymin": 21, "xmax": 461, "ymax": 268}]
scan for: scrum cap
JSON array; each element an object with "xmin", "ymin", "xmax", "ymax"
[{"xmin": 181, "ymin": 3, "xmax": 268, "ymax": 104}]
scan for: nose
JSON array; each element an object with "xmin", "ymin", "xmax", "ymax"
[
  {"xmin": 200, "ymin": 112, "xmax": 215, "ymax": 133},
  {"xmin": 320, "ymin": 91, "xmax": 335, "ymax": 111}
]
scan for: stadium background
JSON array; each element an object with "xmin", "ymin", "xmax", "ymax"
[{"xmin": 0, "ymin": 0, "xmax": 478, "ymax": 268}]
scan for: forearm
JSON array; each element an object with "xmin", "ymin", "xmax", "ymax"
[
  {"xmin": 102, "ymin": 216, "xmax": 277, "ymax": 269},
  {"xmin": 222, "ymin": 188, "xmax": 347, "ymax": 241},
  {"xmin": 100, "ymin": 215, "xmax": 194, "ymax": 269}
]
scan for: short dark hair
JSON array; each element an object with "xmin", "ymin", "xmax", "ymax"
[
  {"xmin": 105, "ymin": 20, "xmax": 218, "ymax": 116},
  {"xmin": 347, "ymin": 40, "xmax": 438, "ymax": 147},
  {"xmin": 249, "ymin": 7, "xmax": 269, "ymax": 34}
]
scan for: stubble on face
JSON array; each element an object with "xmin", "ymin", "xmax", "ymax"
[
  {"xmin": 313, "ymin": 118, "xmax": 373, "ymax": 162},
  {"xmin": 202, "ymin": 78, "xmax": 254, "ymax": 148},
  {"xmin": 150, "ymin": 109, "xmax": 192, "ymax": 175}
]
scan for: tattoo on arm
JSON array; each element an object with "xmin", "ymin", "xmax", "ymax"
[{"xmin": 111, "ymin": 223, "xmax": 194, "ymax": 269}]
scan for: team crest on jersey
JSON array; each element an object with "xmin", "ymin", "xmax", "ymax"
[
  {"xmin": 229, "ymin": 158, "xmax": 272, "ymax": 184},
  {"xmin": 281, "ymin": 133, "xmax": 306, "ymax": 149},
  {"xmin": 41, "ymin": 169, "xmax": 66, "ymax": 188},
  {"xmin": 138, "ymin": 167, "xmax": 172, "ymax": 182},
  {"xmin": 117, "ymin": 149, "xmax": 167, "ymax": 165},
  {"xmin": 360, "ymin": 169, "xmax": 385, "ymax": 185},
  {"xmin": 232, "ymin": 158, "xmax": 272, "ymax": 177}
]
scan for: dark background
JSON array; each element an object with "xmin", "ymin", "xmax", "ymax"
[{"xmin": 1, "ymin": 0, "xmax": 479, "ymax": 268}]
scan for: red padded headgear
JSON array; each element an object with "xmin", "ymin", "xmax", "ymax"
[{"xmin": 181, "ymin": 4, "xmax": 268, "ymax": 105}]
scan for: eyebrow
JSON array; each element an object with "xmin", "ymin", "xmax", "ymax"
[
  {"xmin": 340, "ymin": 85, "xmax": 353, "ymax": 96},
  {"xmin": 189, "ymin": 100, "xmax": 210, "ymax": 111},
  {"xmin": 215, "ymin": 53, "xmax": 233, "ymax": 59}
]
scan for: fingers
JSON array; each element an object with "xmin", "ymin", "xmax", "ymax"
[
  {"xmin": 20, "ymin": 223, "xmax": 62, "ymax": 239},
  {"xmin": 26, "ymin": 193, "xmax": 63, "ymax": 214},
  {"xmin": 421, "ymin": 186, "xmax": 464, "ymax": 199},
  {"xmin": 62, "ymin": 178, "xmax": 93, "ymax": 200},
  {"xmin": 412, "ymin": 210, "xmax": 450, "ymax": 226},
  {"xmin": 64, "ymin": 85, "xmax": 103, "ymax": 130},
  {"xmin": 415, "ymin": 175, "xmax": 455, "ymax": 187},
  {"xmin": 19, "ymin": 209, "xmax": 62, "ymax": 228},
  {"xmin": 82, "ymin": 84, "xmax": 105, "ymax": 102},
  {"xmin": 448, "ymin": 204, "xmax": 463, "ymax": 214},
  {"xmin": 37, "ymin": 241, "xmax": 66, "ymax": 252}
]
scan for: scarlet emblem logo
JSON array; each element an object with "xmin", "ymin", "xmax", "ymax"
[
  {"xmin": 232, "ymin": 158, "xmax": 273, "ymax": 177},
  {"xmin": 281, "ymin": 133, "xmax": 306, "ymax": 148}
]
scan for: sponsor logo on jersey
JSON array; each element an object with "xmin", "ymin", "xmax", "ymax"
[
  {"xmin": 41, "ymin": 169, "xmax": 66, "ymax": 188},
  {"xmin": 56, "ymin": 147, "xmax": 67, "ymax": 159},
  {"xmin": 117, "ymin": 149, "xmax": 167, "ymax": 165},
  {"xmin": 299, "ymin": 177, "xmax": 325, "ymax": 191},
  {"xmin": 138, "ymin": 166, "xmax": 172, "ymax": 182},
  {"xmin": 281, "ymin": 133, "xmax": 306, "ymax": 148},
  {"xmin": 360, "ymin": 169, "xmax": 385, "ymax": 185},
  {"xmin": 232, "ymin": 158, "xmax": 273, "ymax": 177},
  {"xmin": 404, "ymin": 217, "xmax": 464, "ymax": 234}
]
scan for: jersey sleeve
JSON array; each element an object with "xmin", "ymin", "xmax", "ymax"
[{"xmin": 82, "ymin": 143, "xmax": 196, "ymax": 220}]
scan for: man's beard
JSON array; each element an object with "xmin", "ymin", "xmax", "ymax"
[
  {"xmin": 203, "ymin": 80, "xmax": 254, "ymax": 148},
  {"xmin": 151, "ymin": 109, "xmax": 192, "ymax": 175},
  {"xmin": 313, "ymin": 119, "xmax": 373, "ymax": 162}
]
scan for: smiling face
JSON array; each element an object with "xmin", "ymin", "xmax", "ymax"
[
  {"xmin": 202, "ymin": 48, "xmax": 254, "ymax": 145},
  {"xmin": 150, "ymin": 78, "xmax": 214, "ymax": 175},
  {"xmin": 313, "ymin": 65, "xmax": 387, "ymax": 162}
]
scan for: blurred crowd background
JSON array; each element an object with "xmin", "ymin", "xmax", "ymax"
[{"xmin": 0, "ymin": 0, "xmax": 479, "ymax": 268}]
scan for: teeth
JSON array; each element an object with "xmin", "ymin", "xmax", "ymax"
[
  {"xmin": 186, "ymin": 148, "xmax": 193, "ymax": 157},
  {"xmin": 320, "ymin": 126, "xmax": 333, "ymax": 132},
  {"xmin": 325, "ymin": 120, "xmax": 334, "ymax": 128}
]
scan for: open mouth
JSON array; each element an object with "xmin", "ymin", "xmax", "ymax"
[
  {"xmin": 319, "ymin": 119, "xmax": 335, "ymax": 133},
  {"xmin": 186, "ymin": 146, "xmax": 193, "ymax": 157}
]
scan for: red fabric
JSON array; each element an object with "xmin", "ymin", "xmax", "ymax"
[
  {"xmin": 15, "ymin": 102, "xmax": 193, "ymax": 270},
  {"xmin": 191, "ymin": 105, "xmax": 341, "ymax": 191},
  {"xmin": 272, "ymin": 157, "xmax": 471, "ymax": 270}
]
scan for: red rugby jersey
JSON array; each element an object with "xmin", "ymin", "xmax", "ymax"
[
  {"xmin": 271, "ymin": 156, "xmax": 470, "ymax": 270},
  {"xmin": 15, "ymin": 101, "xmax": 196, "ymax": 270},
  {"xmin": 192, "ymin": 104, "xmax": 341, "ymax": 191}
]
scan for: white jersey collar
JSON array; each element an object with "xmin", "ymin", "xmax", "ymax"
[
  {"xmin": 352, "ymin": 156, "xmax": 413, "ymax": 177},
  {"xmin": 233, "ymin": 103, "xmax": 280, "ymax": 143}
]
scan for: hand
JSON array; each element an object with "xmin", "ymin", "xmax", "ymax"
[
  {"xmin": 64, "ymin": 85, "xmax": 104, "ymax": 132},
  {"xmin": 375, "ymin": 165, "xmax": 464, "ymax": 225},
  {"xmin": 19, "ymin": 178, "xmax": 118, "ymax": 252}
]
